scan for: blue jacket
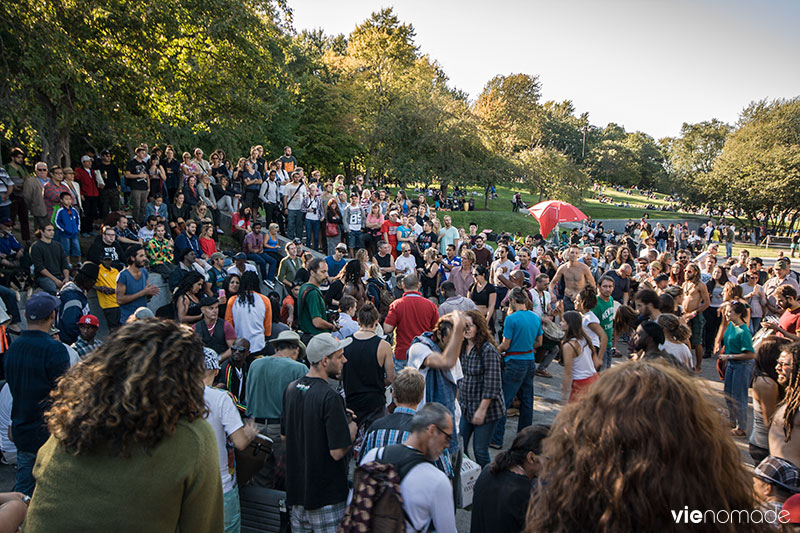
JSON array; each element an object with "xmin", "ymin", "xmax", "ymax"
[
  {"xmin": 56, "ymin": 281, "xmax": 89, "ymax": 345},
  {"xmin": 174, "ymin": 232, "xmax": 201, "ymax": 258},
  {"xmin": 54, "ymin": 206, "xmax": 80, "ymax": 237},
  {"xmin": 145, "ymin": 202, "xmax": 168, "ymax": 220},
  {"xmin": 4, "ymin": 331, "xmax": 70, "ymax": 452}
]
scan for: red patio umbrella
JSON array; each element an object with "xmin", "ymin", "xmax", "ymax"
[{"xmin": 527, "ymin": 200, "xmax": 588, "ymax": 237}]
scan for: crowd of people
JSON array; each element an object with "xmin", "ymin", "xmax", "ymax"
[{"xmin": 1, "ymin": 143, "xmax": 800, "ymax": 531}]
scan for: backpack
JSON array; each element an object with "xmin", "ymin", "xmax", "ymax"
[
  {"xmin": 367, "ymin": 279, "xmax": 394, "ymax": 321},
  {"xmin": 339, "ymin": 445, "xmax": 430, "ymax": 533}
]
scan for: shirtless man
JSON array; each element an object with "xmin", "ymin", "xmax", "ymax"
[
  {"xmin": 769, "ymin": 343, "xmax": 800, "ymax": 468},
  {"xmin": 682, "ymin": 263, "xmax": 710, "ymax": 372},
  {"xmin": 549, "ymin": 245, "xmax": 595, "ymax": 311}
]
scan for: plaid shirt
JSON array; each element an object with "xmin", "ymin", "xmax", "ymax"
[
  {"xmin": 458, "ymin": 341, "xmax": 506, "ymax": 424},
  {"xmin": 357, "ymin": 406, "xmax": 454, "ymax": 479},
  {"xmin": 71, "ymin": 337, "xmax": 103, "ymax": 359}
]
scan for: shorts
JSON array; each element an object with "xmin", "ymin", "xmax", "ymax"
[
  {"xmin": 689, "ymin": 313, "xmax": 705, "ymax": 346},
  {"xmin": 570, "ymin": 374, "xmax": 599, "ymax": 403},
  {"xmin": 290, "ymin": 502, "xmax": 346, "ymax": 533}
]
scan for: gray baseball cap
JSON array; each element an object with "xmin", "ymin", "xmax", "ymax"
[{"xmin": 306, "ymin": 333, "xmax": 352, "ymax": 364}]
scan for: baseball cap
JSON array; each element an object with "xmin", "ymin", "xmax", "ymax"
[
  {"xmin": 198, "ymin": 296, "xmax": 219, "ymax": 308},
  {"xmin": 100, "ymin": 149, "xmax": 111, "ymax": 156},
  {"xmin": 335, "ymin": 243, "xmax": 348, "ymax": 251},
  {"xmin": 77, "ymin": 314, "xmax": 99, "ymax": 327},
  {"xmin": 210, "ymin": 252, "xmax": 225, "ymax": 262},
  {"xmin": 203, "ymin": 347, "xmax": 220, "ymax": 371},
  {"xmin": 583, "ymin": 247, "xmax": 594, "ymax": 255},
  {"xmin": 25, "ymin": 293, "xmax": 60, "ymax": 321},
  {"xmin": 782, "ymin": 494, "xmax": 800, "ymax": 524},
  {"xmin": 754, "ymin": 455, "xmax": 800, "ymax": 494},
  {"xmin": 268, "ymin": 330, "xmax": 306, "ymax": 360},
  {"xmin": 305, "ymin": 333, "xmax": 352, "ymax": 364},
  {"xmin": 234, "ymin": 252, "xmax": 247, "ymax": 260},
  {"xmin": 0, "ymin": 217, "xmax": 11, "ymax": 226},
  {"xmin": 80, "ymin": 155, "xmax": 92, "ymax": 163},
  {"xmin": 132, "ymin": 307, "xmax": 154, "ymax": 320},
  {"xmin": 102, "ymin": 250, "xmax": 115, "ymax": 259}
]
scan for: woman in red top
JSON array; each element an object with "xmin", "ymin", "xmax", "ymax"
[
  {"xmin": 231, "ymin": 205, "xmax": 251, "ymax": 246},
  {"xmin": 198, "ymin": 223, "xmax": 217, "ymax": 258}
]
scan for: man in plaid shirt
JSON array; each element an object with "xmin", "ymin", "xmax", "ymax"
[
  {"xmin": 70, "ymin": 314, "xmax": 103, "ymax": 359},
  {"xmin": 357, "ymin": 367, "xmax": 453, "ymax": 479}
]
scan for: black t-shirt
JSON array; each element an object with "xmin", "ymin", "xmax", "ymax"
[
  {"xmin": 125, "ymin": 158, "xmax": 148, "ymax": 191},
  {"xmin": 279, "ymin": 155, "xmax": 298, "ymax": 174},
  {"xmin": 96, "ymin": 162, "xmax": 120, "ymax": 189},
  {"xmin": 282, "ymin": 376, "xmax": 352, "ymax": 508},
  {"xmin": 417, "ymin": 231, "xmax": 438, "ymax": 252},
  {"xmin": 470, "ymin": 468, "xmax": 533, "ymax": 533},
  {"xmin": 605, "ymin": 270, "xmax": 631, "ymax": 302},
  {"xmin": 161, "ymin": 158, "xmax": 181, "ymax": 189},
  {"xmin": 469, "ymin": 282, "xmax": 496, "ymax": 307}
]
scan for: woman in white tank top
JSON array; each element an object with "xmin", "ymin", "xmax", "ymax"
[{"xmin": 560, "ymin": 311, "xmax": 601, "ymax": 403}]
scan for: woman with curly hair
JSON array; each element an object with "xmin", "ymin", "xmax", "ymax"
[
  {"xmin": 25, "ymin": 320, "xmax": 223, "ymax": 532},
  {"xmin": 526, "ymin": 360, "xmax": 769, "ymax": 533}
]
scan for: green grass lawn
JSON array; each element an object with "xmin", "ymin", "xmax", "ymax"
[{"xmin": 426, "ymin": 184, "xmax": 707, "ymax": 238}]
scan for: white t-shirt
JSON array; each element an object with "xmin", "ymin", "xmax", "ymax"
[
  {"xmin": 203, "ymin": 386, "xmax": 244, "ymax": 493},
  {"xmin": 395, "ymin": 254, "xmax": 417, "ymax": 277},
  {"xmin": 230, "ymin": 292, "xmax": 271, "ymax": 353},
  {"xmin": 227, "ymin": 263, "xmax": 257, "ymax": 276},
  {"xmin": 530, "ymin": 289, "xmax": 552, "ymax": 319},
  {"xmin": 407, "ymin": 342, "xmax": 463, "ymax": 430},
  {"xmin": 0, "ymin": 384, "xmax": 16, "ymax": 455},
  {"xmin": 361, "ymin": 446, "xmax": 457, "ymax": 533},
  {"xmin": 491, "ymin": 259, "xmax": 515, "ymax": 284},
  {"xmin": 284, "ymin": 183, "xmax": 305, "ymax": 210},
  {"xmin": 582, "ymin": 312, "xmax": 601, "ymax": 348},
  {"xmin": 660, "ymin": 340, "xmax": 694, "ymax": 369}
]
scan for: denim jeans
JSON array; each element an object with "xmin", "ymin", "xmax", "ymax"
[
  {"xmin": 657, "ymin": 240, "xmax": 666, "ymax": 253},
  {"xmin": 725, "ymin": 241, "xmax": 733, "ymax": 257},
  {"xmin": 393, "ymin": 357, "xmax": 407, "ymax": 375},
  {"xmin": 16, "ymin": 450, "xmax": 37, "ymax": 496},
  {"xmin": 223, "ymin": 486, "xmax": 241, "ymax": 533},
  {"xmin": 347, "ymin": 230, "xmax": 362, "ymax": 250},
  {"xmin": 491, "ymin": 358, "xmax": 536, "ymax": 447},
  {"xmin": 305, "ymin": 218, "xmax": 321, "ymax": 251},
  {"xmin": 36, "ymin": 276, "xmax": 60, "ymax": 296},
  {"xmin": 246, "ymin": 253, "xmax": 268, "ymax": 280},
  {"xmin": 0, "ymin": 284, "xmax": 21, "ymax": 325},
  {"xmin": 536, "ymin": 344, "xmax": 559, "ymax": 372},
  {"xmin": 601, "ymin": 346, "xmax": 613, "ymax": 371},
  {"xmin": 460, "ymin": 416, "xmax": 496, "ymax": 467},
  {"xmin": 287, "ymin": 209, "xmax": 304, "ymax": 241},
  {"xmin": 750, "ymin": 317, "xmax": 762, "ymax": 335},
  {"xmin": 724, "ymin": 359, "xmax": 754, "ymax": 431},
  {"xmin": 59, "ymin": 233, "xmax": 81, "ymax": 258}
]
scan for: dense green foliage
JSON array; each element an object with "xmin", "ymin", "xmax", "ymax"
[{"xmin": 1, "ymin": 3, "xmax": 797, "ymax": 228}]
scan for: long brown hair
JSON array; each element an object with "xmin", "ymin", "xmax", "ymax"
[
  {"xmin": 46, "ymin": 320, "xmax": 206, "ymax": 457},
  {"xmin": 462, "ymin": 309, "xmax": 497, "ymax": 354},
  {"xmin": 561, "ymin": 310, "xmax": 596, "ymax": 362},
  {"xmin": 526, "ymin": 361, "xmax": 766, "ymax": 532}
]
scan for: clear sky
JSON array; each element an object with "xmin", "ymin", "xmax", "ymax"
[{"xmin": 287, "ymin": 0, "xmax": 800, "ymax": 140}]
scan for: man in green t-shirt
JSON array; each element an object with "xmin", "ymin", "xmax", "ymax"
[
  {"xmin": 593, "ymin": 276, "xmax": 616, "ymax": 370},
  {"xmin": 298, "ymin": 257, "xmax": 340, "ymax": 338}
]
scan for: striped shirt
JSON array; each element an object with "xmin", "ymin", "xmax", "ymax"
[{"xmin": 358, "ymin": 406, "xmax": 454, "ymax": 479}]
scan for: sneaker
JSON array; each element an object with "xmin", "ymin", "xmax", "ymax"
[
  {"xmin": 535, "ymin": 369, "xmax": 552, "ymax": 378},
  {"xmin": 216, "ymin": 228, "xmax": 224, "ymax": 234},
  {"xmin": 265, "ymin": 280, "xmax": 275, "ymax": 289},
  {"xmin": 506, "ymin": 408, "xmax": 519, "ymax": 417},
  {"xmin": 488, "ymin": 443, "xmax": 503, "ymax": 450}
]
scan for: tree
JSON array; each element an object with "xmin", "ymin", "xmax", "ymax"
[
  {"xmin": 517, "ymin": 147, "xmax": 590, "ymax": 205},
  {"xmin": 710, "ymin": 98, "xmax": 800, "ymax": 231},
  {"xmin": 666, "ymin": 119, "xmax": 732, "ymax": 204}
]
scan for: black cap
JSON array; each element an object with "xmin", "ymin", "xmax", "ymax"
[{"xmin": 199, "ymin": 296, "xmax": 220, "ymax": 308}]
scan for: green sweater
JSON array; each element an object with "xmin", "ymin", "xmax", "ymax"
[{"xmin": 25, "ymin": 418, "xmax": 224, "ymax": 532}]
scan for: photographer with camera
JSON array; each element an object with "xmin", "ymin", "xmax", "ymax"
[{"xmin": 298, "ymin": 258, "xmax": 339, "ymax": 342}]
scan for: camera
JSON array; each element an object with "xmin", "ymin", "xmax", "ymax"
[{"xmin": 327, "ymin": 309, "xmax": 340, "ymax": 324}]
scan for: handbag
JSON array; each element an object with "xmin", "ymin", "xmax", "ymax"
[
  {"xmin": 235, "ymin": 433, "xmax": 273, "ymax": 486},
  {"xmin": 326, "ymin": 221, "xmax": 339, "ymax": 237}
]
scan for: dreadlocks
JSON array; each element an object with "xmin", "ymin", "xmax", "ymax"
[{"xmin": 781, "ymin": 342, "xmax": 800, "ymax": 441}]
